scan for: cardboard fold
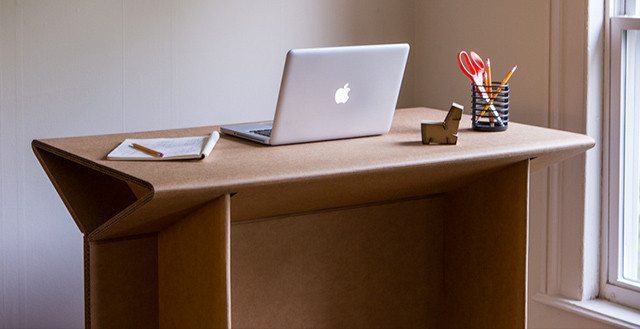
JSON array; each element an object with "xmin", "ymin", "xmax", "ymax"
[{"xmin": 32, "ymin": 141, "xmax": 153, "ymax": 234}]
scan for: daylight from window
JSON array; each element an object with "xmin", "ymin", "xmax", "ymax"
[
  {"xmin": 605, "ymin": 1, "xmax": 640, "ymax": 309},
  {"xmin": 622, "ymin": 29, "xmax": 640, "ymax": 285}
]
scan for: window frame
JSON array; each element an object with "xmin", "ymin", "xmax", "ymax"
[{"xmin": 603, "ymin": 14, "xmax": 640, "ymax": 311}]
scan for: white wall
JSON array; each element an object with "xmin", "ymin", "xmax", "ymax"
[{"xmin": 0, "ymin": 1, "xmax": 414, "ymax": 327}]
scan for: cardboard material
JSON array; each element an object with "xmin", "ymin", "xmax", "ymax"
[
  {"xmin": 158, "ymin": 195, "xmax": 231, "ymax": 328},
  {"xmin": 421, "ymin": 103, "xmax": 464, "ymax": 144},
  {"xmin": 31, "ymin": 107, "xmax": 594, "ymax": 328},
  {"xmin": 231, "ymin": 197, "xmax": 445, "ymax": 328},
  {"xmin": 444, "ymin": 160, "xmax": 530, "ymax": 328},
  {"xmin": 88, "ymin": 234, "xmax": 158, "ymax": 328},
  {"xmin": 32, "ymin": 107, "xmax": 593, "ymax": 240}
]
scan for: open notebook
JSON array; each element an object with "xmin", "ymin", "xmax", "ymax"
[{"xmin": 107, "ymin": 131, "xmax": 220, "ymax": 161}]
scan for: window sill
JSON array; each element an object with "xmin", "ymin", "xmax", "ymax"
[{"xmin": 533, "ymin": 293, "xmax": 640, "ymax": 328}]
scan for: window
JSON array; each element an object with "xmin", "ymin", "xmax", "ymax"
[{"xmin": 604, "ymin": 0, "xmax": 640, "ymax": 310}]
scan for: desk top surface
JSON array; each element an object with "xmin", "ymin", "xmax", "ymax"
[
  {"xmin": 33, "ymin": 107, "xmax": 595, "ymax": 239},
  {"xmin": 34, "ymin": 107, "xmax": 594, "ymax": 193}
]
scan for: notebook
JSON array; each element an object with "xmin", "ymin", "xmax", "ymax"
[{"xmin": 107, "ymin": 131, "xmax": 220, "ymax": 161}]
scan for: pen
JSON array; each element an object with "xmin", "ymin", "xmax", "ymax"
[
  {"xmin": 477, "ymin": 65, "xmax": 518, "ymax": 120},
  {"xmin": 130, "ymin": 143, "xmax": 164, "ymax": 158}
]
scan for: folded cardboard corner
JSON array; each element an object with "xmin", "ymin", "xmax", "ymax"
[{"xmin": 32, "ymin": 140, "xmax": 153, "ymax": 235}]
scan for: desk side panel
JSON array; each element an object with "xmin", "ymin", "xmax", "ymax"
[
  {"xmin": 158, "ymin": 195, "xmax": 231, "ymax": 329},
  {"xmin": 88, "ymin": 234, "xmax": 159, "ymax": 328},
  {"xmin": 444, "ymin": 160, "xmax": 529, "ymax": 328}
]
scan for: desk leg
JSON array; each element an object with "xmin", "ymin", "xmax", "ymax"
[
  {"xmin": 444, "ymin": 160, "xmax": 529, "ymax": 329},
  {"xmin": 158, "ymin": 194, "xmax": 231, "ymax": 329},
  {"xmin": 88, "ymin": 234, "xmax": 159, "ymax": 328}
]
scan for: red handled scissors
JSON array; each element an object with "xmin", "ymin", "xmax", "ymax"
[
  {"xmin": 457, "ymin": 51, "xmax": 503, "ymax": 125},
  {"xmin": 457, "ymin": 51, "xmax": 486, "ymax": 86}
]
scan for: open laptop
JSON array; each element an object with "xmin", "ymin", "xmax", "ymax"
[{"xmin": 220, "ymin": 43, "xmax": 410, "ymax": 145}]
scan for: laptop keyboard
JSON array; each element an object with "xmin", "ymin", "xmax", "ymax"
[{"xmin": 250, "ymin": 129, "xmax": 272, "ymax": 137}]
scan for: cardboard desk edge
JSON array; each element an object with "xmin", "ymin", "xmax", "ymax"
[{"xmin": 32, "ymin": 107, "xmax": 595, "ymax": 240}]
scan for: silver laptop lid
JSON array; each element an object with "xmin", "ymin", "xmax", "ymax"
[{"xmin": 269, "ymin": 43, "xmax": 409, "ymax": 145}]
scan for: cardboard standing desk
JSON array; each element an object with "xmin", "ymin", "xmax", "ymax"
[{"xmin": 32, "ymin": 107, "xmax": 594, "ymax": 329}]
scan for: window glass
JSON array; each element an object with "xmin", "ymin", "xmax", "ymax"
[
  {"xmin": 622, "ymin": 29, "xmax": 640, "ymax": 285},
  {"xmin": 631, "ymin": 0, "xmax": 638, "ymax": 15}
]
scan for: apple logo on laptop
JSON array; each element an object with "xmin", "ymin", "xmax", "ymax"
[{"xmin": 334, "ymin": 83, "xmax": 350, "ymax": 104}]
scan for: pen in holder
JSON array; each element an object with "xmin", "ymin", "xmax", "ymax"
[{"xmin": 471, "ymin": 82, "xmax": 509, "ymax": 131}]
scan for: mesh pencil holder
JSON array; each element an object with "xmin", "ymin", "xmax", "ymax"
[{"xmin": 471, "ymin": 82, "xmax": 509, "ymax": 131}]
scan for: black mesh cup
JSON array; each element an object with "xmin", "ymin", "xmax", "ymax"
[{"xmin": 471, "ymin": 83, "xmax": 509, "ymax": 131}]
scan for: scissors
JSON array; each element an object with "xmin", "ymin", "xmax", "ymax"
[
  {"xmin": 457, "ymin": 51, "xmax": 485, "ymax": 85},
  {"xmin": 457, "ymin": 51, "xmax": 503, "ymax": 125}
]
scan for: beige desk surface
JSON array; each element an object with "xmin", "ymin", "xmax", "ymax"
[{"xmin": 33, "ymin": 107, "xmax": 595, "ymax": 240}]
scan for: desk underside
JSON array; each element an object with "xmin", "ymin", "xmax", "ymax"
[{"xmin": 86, "ymin": 161, "xmax": 528, "ymax": 329}]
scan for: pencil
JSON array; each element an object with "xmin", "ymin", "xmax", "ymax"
[
  {"xmin": 486, "ymin": 58, "xmax": 494, "ymax": 123},
  {"xmin": 486, "ymin": 58, "xmax": 492, "ymax": 93},
  {"xmin": 477, "ymin": 65, "xmax": 518, "ymax": 120},
  {"xmin": 131, "ymin": 143, "xmax": 164, "ymax": 158},
  {"xmin": 499, "ymin": 65, "xmax": 517, "ymax": 86}
]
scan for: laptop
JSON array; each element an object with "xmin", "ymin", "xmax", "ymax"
[{"xmin": 220, "ymin": 43, "xmax": 410, "ymax": 145}]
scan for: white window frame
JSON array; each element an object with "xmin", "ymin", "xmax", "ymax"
[
  {"xmin": 602, "ymin": 3, "xmax": 640, "ymax": 310},
  {"xmin": 532, "ymin": 1, "xmax": 640, "ymax": 326}
]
